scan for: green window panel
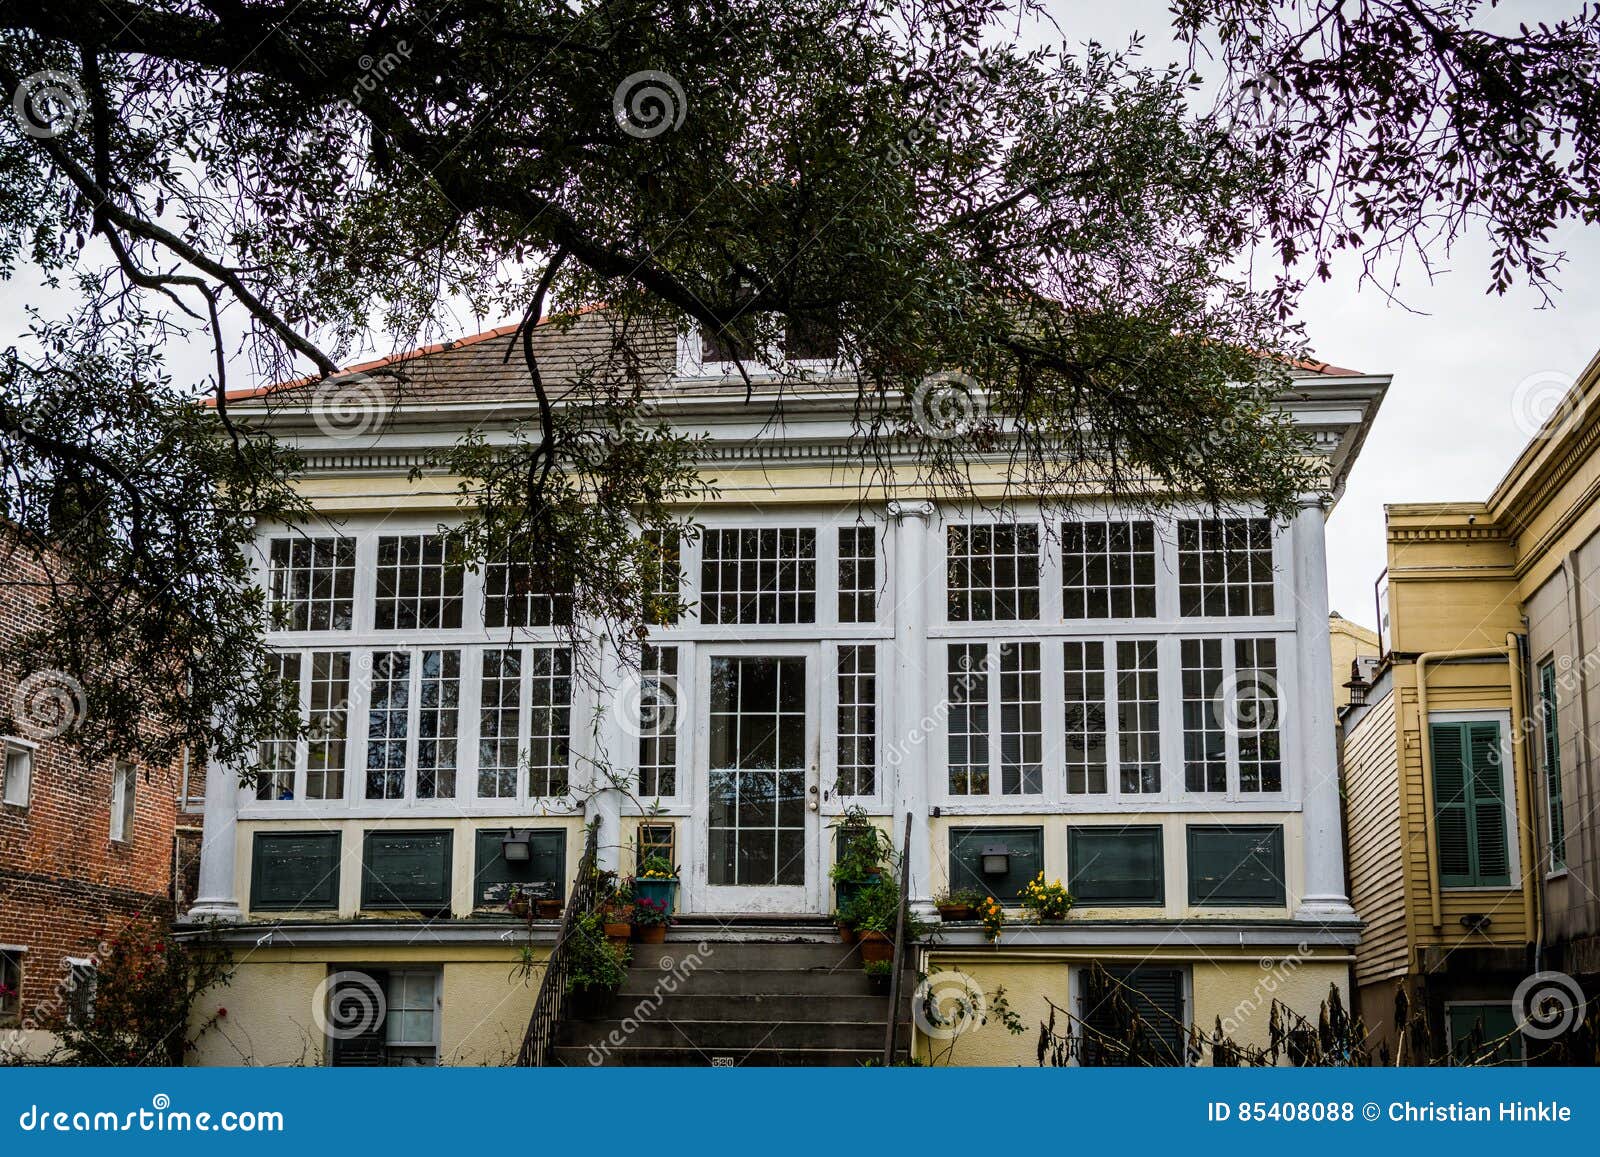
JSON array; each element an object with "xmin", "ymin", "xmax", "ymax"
[
  {"xmin": 1079, "ymin": 965, "xmax": 1187, "ymax": 1066},
  {"xmin": 1186, "ymin": 825, "xmax": 1285, "ymax": 906},
  {"xmin": 1068, "ymin": 826, "xmax": 1164, "ymax": 906},
  {"xmin": 948, "ymin": 826, "xmax": 1043, "ymax": 901},
  {"xmin": 1431, "ymin": 721, "xmax": 1511, "ymax": 888},
  {"xmin": 1538, "ymin": 663, "xmax": 1567, "ymax": 871},
  {"xmin": 472, "ymin": 828, "xmax": 567, "ymax": 907},
  {"xmin": 1448, "ymin": 1003, "xmax": 1524, "ymax": 1066},
  {"xmin": 361, "ymin": 829, "xmax": 453, "ymax": 911},
  {"xmin": 250, "ymin": 831, "xmax": 341, "ymax": 911}
]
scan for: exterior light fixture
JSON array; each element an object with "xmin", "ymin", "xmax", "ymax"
[
  {"xmin": 980, "ymin": 844, "xmax": 1010, "ymax": 876},
  {"xmin": 501, "ymin": 829, "xmax": 533, "ymax": 864}
]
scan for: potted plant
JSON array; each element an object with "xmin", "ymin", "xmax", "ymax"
[
  {"xmin": 833, "ymin": 903, "xmax": 858, "ymax": 944},
  {"xmin": 631, "ymin": 895, "xmax": 672, "ymax": 944},
  {"xmin": 863, "ymin": 958, "xmax": 894, "ymax": 995},
  {"xmin": 1020, "ymin": 873, "xmax": 1074, "ymax": 922},
  {"xmin": 934, "ymin": 886, "xmax": 981, "ymax": 922},
  {"xmin": 565, "ymin": 912, "xmax": 630, "ymax": 1016},
  {"xmin": 601, "ymin": 877, "xmax": 634, "ymax": 946},
  {"xmin": 536, "ymin": 894, "xmax": 564, "ymax": 920},
  {"xmin": 978, "ymin": 895, "xmax": 1005, "ymax": 943},
  {"xmin": 830, "ymin": 807, "xmax": 892, "ymax": 912},
  {"xmin": 852, "ymin": 877, "xmax": 901, "ymax": 964},
  {"xmin": 504, "ymin": 883, "xmax": 533, "ymax": 920},
  {"xmin": 632, "ymin": 854, "xmax": 680, "ymax": 915}
]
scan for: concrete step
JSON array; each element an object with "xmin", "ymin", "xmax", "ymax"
[
  {"xmin": 562, "ymin": 1017, "xmax": 908, "ymax": 1051},
  {"xmin": 614, "ymin": 966, "xmax": 892, "ymax": 997},
  {"xmin": 571, "ymin": 992, "xmax": 908, "ymax": 1021},
  {"xmin": 629, "ymin": 940, "xmax": 867, "ymax": 970},
  {"xmin": 553, "ymin": 1044, "xmax": 886, "ymax": 1067}
]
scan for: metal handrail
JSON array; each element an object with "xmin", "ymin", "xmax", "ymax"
[
  {"xmin": 515, "ymin": 823, "xmax": 601, "ymax": 1066},
  {"xmin": 881, "ymin": 811, "xmax": 913, "ymax": 1066}
]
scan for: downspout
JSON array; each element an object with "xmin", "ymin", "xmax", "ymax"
[
  {"xmin": 1415, "ymin": 643, "xmax": 1526, "ymax": 930},
  {"xmin": 1507, "ymin": 632, "xmax": 1538, "ymax": 946}
]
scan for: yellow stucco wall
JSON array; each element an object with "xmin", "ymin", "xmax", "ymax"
[
  {"xmin": 916, "ymin": 948, "xmax": 1349, "ymax": 1066},
  {"xmin": 190, "ymin": 946, "xmax": 546, "ymax": 1067}
]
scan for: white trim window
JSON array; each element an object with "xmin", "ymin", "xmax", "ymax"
[
  {"xmin": 483, "ymin": 559, "xmax": 571, "ymax": 628},
  {"xmin": 363, "ymin": 649, "xmax": 463, "ymax": 801},
  {"xmin": 1181, "ymin": 640, "xmax": 1227, "ymax": 792},
  {"xmin": 110, "ymin": 760, "xmax": 137, "ymax": 843},
  {"xmin": 947, "ymin": 523, "xmax": 1041, "ymax": 622},
  {"xmin": 837, "ymin": 526, "xmax": 877, "ymax": 624},
  {"xmin": 1063, "ymin": 642, "xmax": 1108, "ymax": 794},
  {"xmin": 1115, "ymin": 641, "xmax": 1161, "ymax": 794},
  {"xmin": 2, "ymin": 739, "xmax": 33, "ymax": 807},
  {"xmin": 639, "ymin": 644, "xmax": 679, "ymax": 798},
  {"xmin": 65, "ymin": 959, "xmax": 97, "ymax": 1027},
  {"xmin": 1177, "ymin": 518, "xmax": 1274, "ymax": 617},
  {"xmin": 383, "ymin": 969, "xmax": 441, "ymax": 1065},
  {"xmin": 946, "ymin": 642, "xmax": 1043, "ymax": 797},
  {"xmin": 700, "ymin": 527, "xmax": 817, "ymax": 625},
  {"xmin": 835, "ymin": 644, "xmax": 876, "ymax": 797},
  {"xmin": 267, "ymin": 536, "xmax": 356, "ymax": 631},
  {"xmin": 526, "ymin": 647, "xmax": 573, "ymax": 797},
  {"xmin": 257, "ymin": 652, "xmax": 302, "ymax": 800},
  {"xmin": 1062, "ymin": 520, "xmax": 1157, "ymax": 619},
  {"xmin": 477, "ymin": 648, "xmax": 522, "ymax": 799},
  {"xmin": 374, "ymin": 534, "xmax": 464, "ymax": 630}
]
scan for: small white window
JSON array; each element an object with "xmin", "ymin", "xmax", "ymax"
[
  {"xmin": 110, "ymin": 761, "xmax": 137, "ymax": 843},
  {"xmin": 65, "ymin": 960, "xmax": 96, "ymax": 1026},
  {"xmin": 384, "ymin": 969, "xmax": 440, "ymax": 1064},
  {"xmin": 2, "ymin": 742, "xmax": 32, "ymax": 807}
]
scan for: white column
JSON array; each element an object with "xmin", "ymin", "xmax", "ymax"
[
  {"xmin": 584, "ymin": 638, "xmax": 626, "ymax": 875},
  {"xmin": 186, "ymin": 754, "xmax": 243, "ymax": 922},
  {"xmin": 1291, "ymin": 498, "xmax": 1357, "ymax": 923},
  {"xmin": 888, "ymin": 499, "xmax": 936, "ymax": 918}
]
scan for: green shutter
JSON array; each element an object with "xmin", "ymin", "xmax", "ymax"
[
  {"xmin": 1080, "ymin": 966, "xmax": 1187, "ymax": 1066},
  {"xmin": 1448, "ymin": 1003, "xmax": 1524, "ymax": 1066},
  {"xmin": 948, "ymin": 826, "xmax": 1043, "ymax": 901},
  {"xmin": 250, "ymin": 831, "xmax": 341, "ymax": 911},
  {"xmin": 1540, "ymin": 663, "xmax": 1567, "ymax": 870},
  {"xmin": 1432, "ymin": 721, "xmax": 1510, "ymax": 888},
  {"xmin": 361, "ymin": 830, "xmax": 453, "ymax": 910},
  {"xmin": 472, "ymin": 828, "xmax": 567, "ymax": 907},
  {"xmin": 1186, "ymin": 826, "xmax": 1285, "ymax": 906},
  {"xmin": 1068, "ymin": 827, "xmax": 1164, "ymax": 905}
]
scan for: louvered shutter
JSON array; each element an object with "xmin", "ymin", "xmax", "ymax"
[
  {"xmin": 1431, "ymin": 724, "xmax": 1474, "ymax": 885},
  {"xmin": 1467, "ymin": 722, "xmax": 1510, "ymax": 885}
]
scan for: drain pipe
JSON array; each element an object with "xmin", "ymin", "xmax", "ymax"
[{"xmin": 1415, "ymin": 640, "xmax": 1533, "ymax": 933}]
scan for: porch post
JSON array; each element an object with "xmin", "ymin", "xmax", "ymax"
[
  {"xmin": 1290, "ymin": 497, "xmax": 1357, "ymax": 924},
  {"xmin": 584, "ymin": 635, "xmax": 626, "ymax": 875},
  {"xmin": 888, "ymin": 499, "xmax": 936, "ymax": 919},
  {"xmin": 186, "ymin": 754, "xmax": 243, "ymax": 922}
]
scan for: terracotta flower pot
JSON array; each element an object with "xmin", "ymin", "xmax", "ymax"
[
  {"xmin": 508, "ymin": 897, "xmax": 532, "ymax": 919},
  {"xmin": 857, "ymin": 930, "xmax": 893, "ymax": 964},
  {"xmin": 936, "ymin": 904, "xmax": 975, "ymax": 922},
  {"xmin": 604, "ymin": 921, "xmax": 632, "ymax": 942},
  {"xmin": 838, "ymin": 924, "xmax": 857, "ymax": 944},
  {"xmin": 634, "ymin": 924, "xmax": 667, "ymax": 945},
  {"xmin": 536, "ymin": 898, "xmax": 563, "ymax": 920}
]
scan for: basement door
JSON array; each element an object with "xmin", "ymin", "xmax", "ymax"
[{"xmin": 691, "ymin": 648, "xmax": 821, "ymax": 914}]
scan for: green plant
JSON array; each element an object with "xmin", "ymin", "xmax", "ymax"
[
  {"xmin": 1020, "ymin": 873, "xmax": 1074, "ymax": 920},
  {"xmin": 934, "ymin": 886, "xmax": 982, "ymax": 908},
  {"xmin": 851, "ymin": 877, "xmax": 902, "ymax": 935},
  {"xmin": 978, "ymin": 895, "xmax": 1006, "ymax": 943},
  {"xmin": 565, "ymin": 913, "xmax": 630, "ymax": 994},
  {"xmin": 829, "ymin": 808, "xmax": 895, "ymax": 885},
  {"xmin": 863, "ymin": 959, "xmax": 894, "ymax": 979},
  {"xmin": 637, "ymin": 855, "xmax": 679, "ymax": 880},
  {"xmin": 630, "ymin": 896, "xmax": 672, "ymax": 927}
]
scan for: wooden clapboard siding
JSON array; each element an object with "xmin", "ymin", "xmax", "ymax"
[{"xmin": 1342, "ymin": 689, "xmax": 1410, "ymax": 984}]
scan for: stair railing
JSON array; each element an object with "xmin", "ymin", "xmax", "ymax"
[
  {"xmin": 516, "ymin": 822, "xmax": 601, "ymax": 1066},
  {"xmin": 881, "ymin": 811, "xmax": 913, "ymax": 1066}
]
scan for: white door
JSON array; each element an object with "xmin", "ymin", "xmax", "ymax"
[{"xmin": 693, "ymin": 649, "xmax": 820, "ymax": 913}]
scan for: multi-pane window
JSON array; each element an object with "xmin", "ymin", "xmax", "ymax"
[
  {"xmin": 477, "ymin": 649, "xmax": 522, "ymax": 799},
  {"xmin": 1116, "ymin": 641, "xmax": 1161, "ymax": 794},
  {"xmin": 1539, "ymin": 661, "xmax": 1567, "ymax": 870},
  {"xmin": 1062, "ymin": 642, "xmax": 1107, "ymax": 794},
  {"xmin": 700, "ymin": 528, "xmax": 817, "ymax": 624},
  {"xmin": 947, "ymin": 644, "xmax": 990, "ymax": 795},
  {"xmin": 1431, "ymin": 720, "xmax": 1510, "ymax": 888},
  {"xmin": 1177, "ymin": 518, "xmax": 1274, "ymax": 617},
  {"xmin": 998, "ymin": 644, "xmax": 1042, "ymax": 795},
  {"xmin": 257, "ymin": 652, "xmax": 302, "ymax": 800},
  {"xmin": 483, "ymin": 560, "xmax": 571, "ymax": 629},
  {"xmin": 374, "ymin": 535, "xmax": 464, "ymax": 630},
  {"xmin": 383, "ymin": 970, "xmax": 440, "ymax": 1065},
  {"xmin": 636, "ymin": 824, "xmax": 676, "ymax": 872},
  {"xmin": 838, "ymin": 527, "xmax": 876, "ymax": 623},
  {"xmin": 416, "ymin": 651, "xmax": 461, "ymax": 799},
  {"xmin": 0, "ymin": 949, "xmax": 20, "ymax": 1020},
  {"xmin": 305, "ymin": 652, "xmax": 351, "ymax": 799},
  {"xmin": 111, "ymin": 761, "xmax": 136, "ymax": 843},
  {"xmin": 1181, "ymin": 639, "xmax": 1226, "ymax": 792},
  {"xmin": 639, "ymin": 645, "xmax": 679, "ymax": 797},
  {"xmin": 947, "ymin": 524, "xmax": 1041, "ymax": 622},
  {"xmin": 836, "ymin": 645, "xmax": 876, "ymax": 796},
  {"xmin": 1233, "ymin": 639, "xmax": 1282, "ymax": 792},
  {"xmin": 527, "ymin": 647, "xmax": 573, "ymax": 796},
  {"xmin": 1062, "ymin": 521, "xmax": 1157, "ymax": 619},
  {"xmin": 268, "ymin": 536, "xmax": 356, "ymax": 631},
  {"xmin": 643, "ymin": 529, "xmax": 682, "ymax": 626},
  {"xmin": 365, "ymin": 652, "xmax": 411, "ymax": 800},
  {"xmin": 65, "ymin": 961, "xmax": 96, "ymax": 1027},
  {"xmin": 3, "ymin": 741, "xmax": 32, "ymax": 807}
]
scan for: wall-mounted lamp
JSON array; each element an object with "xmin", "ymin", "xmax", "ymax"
[
  {"xmin": 980, "ymin": 844, "xmax": 1010, "ymax": 876},
  {"xmin": 501, "ymin": 829, "xmax": 534, "ymax": 864},
  {"xmin": 1459, "ymin": 912, "xmax": 1492, "ymax": 933}
]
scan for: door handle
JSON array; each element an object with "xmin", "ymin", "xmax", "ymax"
[{"xmin": 807, "ymin": 783, "xmax": 820, "ymax": 812}]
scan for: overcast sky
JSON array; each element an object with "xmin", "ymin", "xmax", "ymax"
[{"xmin": 7, "ymin": 2, "xmax": 1594, "ymax": 631}]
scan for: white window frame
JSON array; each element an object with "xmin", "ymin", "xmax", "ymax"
[
  {"xmin": 265, "ymin": 533, "xmax": 357, "ymax": 632},
  {"xmin": 110, "ymin": 760, "xmax": 136, "ymax": 844},
  {"xmin": 2, "ymin": 738, "xmax": 35, "ymax": 808},
  {"xmin": 64, "ymin": 957, "xmax": 97, "ymax": 1027},
  {"xmin": 826, "ymin": 641, "xmax": 882, "ymax": 804},
  {"xmin": 673, "ymin": 327, "xmax": 844, "ymax": 382},
  {"xmin": 383, "ymin": 967, "xmax": 442, "ymax": 1064}
]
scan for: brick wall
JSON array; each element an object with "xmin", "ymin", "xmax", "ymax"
[{"xmin": 0, "ymin": 533, "xmax": 185, "ymax": 1036}]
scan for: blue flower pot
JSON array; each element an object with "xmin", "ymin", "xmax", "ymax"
[{"xmin": 634, "ymin": 877, "xmax": 678, "ymax": 915}]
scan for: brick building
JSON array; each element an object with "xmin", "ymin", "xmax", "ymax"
[{"xmin": 0, "ymin": 530, "xmax": 200, "ymax": 1058}]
